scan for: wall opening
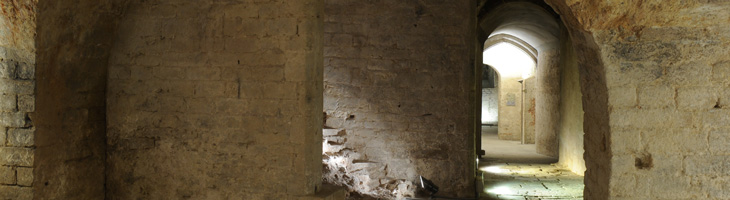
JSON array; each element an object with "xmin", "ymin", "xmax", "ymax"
[{"xmin": 476, "ymin": 1, "xmax": 594, "ymax": 199}]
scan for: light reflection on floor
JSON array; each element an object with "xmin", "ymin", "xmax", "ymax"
[
  {"xmin": 479, "ymin": 127, "xmax": 584, "ymax": 200},
  {"xmin": 480, "ymin": 162, "xmax": 584, "ymax": 199}
]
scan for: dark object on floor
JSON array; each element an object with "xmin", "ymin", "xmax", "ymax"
[{"xmin": 419, "ymin": 176, "xmax": 439, "ymax": 196}]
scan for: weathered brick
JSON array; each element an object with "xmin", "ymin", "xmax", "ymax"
[
  {"xmin": 17, "ymin": 95, "xmax": 33, "ymax": 112},
  {"xmin": 677, "ymin": 87, "xmax": 717, "ymax": 110},
  {"xmin": 0, "ymin": 147, "xmax": 33, "ymax": 167},
  {"xmin": 0, "ymin": 166, "xmax": 14, "ymax": 184},
  {"xmin": 645, "ymin": 128, "xmax": 707, "ymax": 154},
  {"xmin": 7, "ymin": 128, "xmax": 33, "ymax": 147},
  {"xmin": 0, "ymin": 94, "xmax": 16, "ymax": 112},
  {"xmin": 638, "ymin": 86, "xmax": 675, "ymax": 108},
  {"xmin": 0, "ymin": 185, "xmax": 31, "ymax": 200},
  {"xmin": 0, "ymin": 60, "xmax": 16, "ymax": 79},
  {"xmin": 15, "ymin": 167, "xmax": 32, "ymax": 186},
  {"xmin": 0, "ymin": 80, "xmax": 34, "ymax": 95},
  {"xmin": 14, "ymin": 61, "xmax": 33, "ymax": 80},
  {"xmin": 684, "ymin": 155, "xmax": 727, "ymax": 176},
  {"xmin": 0, "ymin": 113, "xmax": 28, "ymax": 128}
]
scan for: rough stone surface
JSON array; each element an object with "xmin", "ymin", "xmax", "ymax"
[
  {"xmin": 0, "ymin": 1, "xmax": 36, "ymax": 199},
  {"xmin": 34, "ymin": 0, "xmax": 126, "ymax": 199},
  {"xmin": 106, "ymin": 0, "xmax": 323, "ymax": 199},
  {"xmin": 322, "ymin": 0, "xmax": 476, "ymax": 198},
  {"xmin": 0, "ymin": 0, "xmax": 728, "ymax": 199},
  {"xmin": 545, "ymin": 0, "xmax": 730, "ymax": 199}
]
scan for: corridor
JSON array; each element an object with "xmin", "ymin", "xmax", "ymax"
[{"xmin": 479, "ymin": 126, "xmax": 584, "ymax": 199}]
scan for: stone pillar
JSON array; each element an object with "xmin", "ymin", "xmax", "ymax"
[{"xmin": 535, "ymin": 48, "xmax": 561, "ymax": 157}]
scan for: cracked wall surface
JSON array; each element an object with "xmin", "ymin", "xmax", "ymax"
[{"xmin": 322, "ymin": 0, "xmax": 476, "ymax": 198}]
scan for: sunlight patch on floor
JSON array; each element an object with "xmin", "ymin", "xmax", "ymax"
[{"xmin": 480, "ymin": 163, "xmax": 584, "ymax": 200}]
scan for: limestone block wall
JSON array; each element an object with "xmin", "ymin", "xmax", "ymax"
[
  {"xmin": 106, "ymin": 0, "xmax": 323, "ymax": 199},
  {"xmin": 0, "ymin": 1, "xmax": 36, "ymax": 199},
  {"xmin": 547, "ymin": 0, "xmax": 730, "ymax": 198},
  {"xmin": 600, "ymin": 26, "xmax": 730, "ymax": 199},
  {"xmin": 322, "ymin": 0, "xmax": 476, "ymax": 198},
  {"xmin": 556, "ymin": 30, "xmax": 585, "ymax": 176},
  {"xmin": 481, "ymin": 88, "xmax": 497, "ymax": 125}
]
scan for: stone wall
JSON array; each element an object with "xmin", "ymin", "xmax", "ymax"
[
  {"xmin": 535, "ymin": 49, "xmax": 561, "ymax": 157},
  {"xmin": 0, "ymin": 1, "xmax": 36, "ymax": 199},
  {"xmin": 556, "ymin": 29, "xmax": 585, "ymax": 176},
  {"xmin": 496, "ymin": 76, "xmax": 522, "ymax": 141},
  {"xmin": 106, "ymin": 0, "xmax": 323, "ymax": 199},
  {"xmin": 34, "ymin": 0, "xmax": 126, "ymax": 199},
  {"xmin": 322, "ymin": 0, "xmax": 476, "ymax": 198},
  {"xmin": 547, "ymin": 0, "xmax": 730, "ymax": 198}
]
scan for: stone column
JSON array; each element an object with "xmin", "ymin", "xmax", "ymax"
[{"xmin": 535, "ymin": 48, "xmax": 561, "ymax": 157}]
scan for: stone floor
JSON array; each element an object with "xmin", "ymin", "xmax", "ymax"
[{"xmin": 479, "ymin": 126, "xmax": 584, "ymax": 200}]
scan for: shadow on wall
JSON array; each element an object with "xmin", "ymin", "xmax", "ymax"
[{"xmin": 321, "ymin": 0, "xmax": 476, "ymax": 199}]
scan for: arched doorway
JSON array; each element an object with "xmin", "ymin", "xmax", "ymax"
[{"xmin": 477, "ymin": 1, "xmax": 592, "ymax": 199}]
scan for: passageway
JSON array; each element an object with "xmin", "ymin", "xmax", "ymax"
[
  {"xmin": 477, "ymin": 1, "xmax": 587, "ymax": 199},
  {"xmin": 479, "ymin": 127, "xmax": 583, "ymax": 199}
]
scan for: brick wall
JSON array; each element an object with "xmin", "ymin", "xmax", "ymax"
[
  {"xmin": 322, "ymin": 0, "xmax": 476, "ymax": 198},
  {"xmin": 106, "ymin": 0, "xmax": 323, "ymax": 198},
  {"xmin": 0, "ymin": 0, "xmax": 35, "ymax": 199}
]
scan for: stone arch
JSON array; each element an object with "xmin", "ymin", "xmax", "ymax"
[
  {"xmin": 484, "ymin": 33, "xmax": 538, "ymax": 63},
  {"xmin": 478, "ymin": 0, "xmax": 611, "ymax": 198},
  {"xmin": 479, "ymin": 1, "xmax": 562, "ymax": 153},
  {"xmin": 544, "ymin": 1, "xmax": 611, "ymax": 198}
]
